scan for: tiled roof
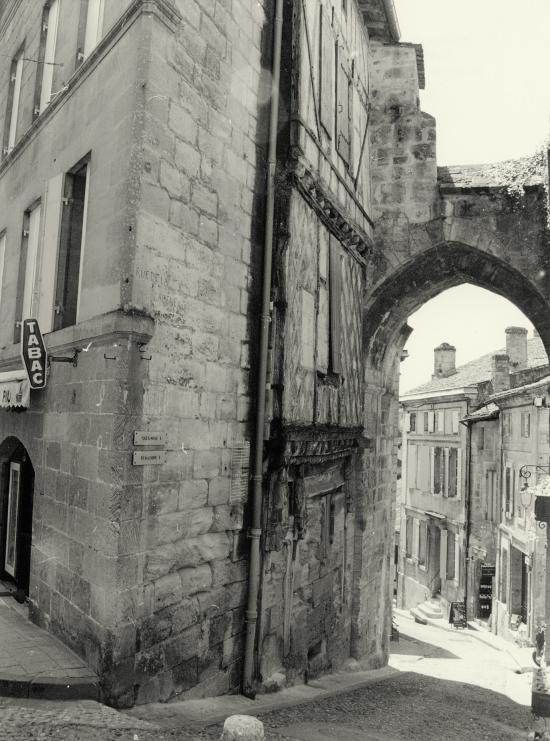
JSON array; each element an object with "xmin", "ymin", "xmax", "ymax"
[
  {"xmin": 438, "ymin": 154, "xmax": 546, "ymax": 190},
  {"xmin": 402, "ymin": 337, "xmax": 548, "ymax": 398}
]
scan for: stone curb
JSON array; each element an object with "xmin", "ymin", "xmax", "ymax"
[{"xmin": 0, "ymin": 672, "xmax": 99, "ymax": 701}]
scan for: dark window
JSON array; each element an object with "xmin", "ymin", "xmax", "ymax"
[
  {"xmin": 521, "ymin": 412, "xmax": 531, "ymax": 438},
  {"xmin": 446, "ymin": 533, "xmax": 455, "ymax": 580},
  {"xmin": 409, "ymin": 413, "xmax": 416, "ymax": 432},
  {"xmin": 448, "ymin": 448, "xmax": 458, "ymax": 498},
  {"xmin": 418, "ymin": 521, "xmax": 427, "ymax": 565},
  {"xmin": 434, "ymin": 447, "xmax": 443, "ymax": 495},
  {"xmin": 54, "ymin": 159, "xmax": 89, "ymax": 330},
  {"xmin": 505, "ymin": 468, "xmax": 511, "ymax": 514},
  {"xmin": 405, "ymin": 517, "xmax": 413, "ymax": 557},
  {"xmin": 423, "ymin": 412, "xmax": 429, "ymax": 432},
  {"xmin": 479, "ymin": 427, "xmax": 485, "ymax": 450}
]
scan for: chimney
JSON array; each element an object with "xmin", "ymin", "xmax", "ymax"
[
  {"xmin": 433, "ymin": 342, "xmax": 456, "ymax": 379},
  {"xmin": 505, "ymin": 326, "xmax": 528, "ymax": 368},
  {"xmin": 491, "ymin": 354, "xmax": 510, "ymax": 394}
]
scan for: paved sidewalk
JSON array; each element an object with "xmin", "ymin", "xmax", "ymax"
[{"xmin": 0, "ymin": 596, "xmax": 98, "ymax": 700}]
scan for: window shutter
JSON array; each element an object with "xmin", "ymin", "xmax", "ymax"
[
  {"xmin": 336, "ymin": 47, "xmax": 351, "ymax": 164},
  {"xmin": 440, "ymin": 529, "xmax": 448, "ymax": 580},
  {"xmin": 428, "ymin": 411, "xmax": 435, "ymax": 432},
  {"xmin": 456, "ymin": 448, "xmax": 462, "ymax": 498},
  {"xmin": 430, "ymin": 447, "xmax": 435, "ymax": 494},
  {"xmin": 413, "ymin": 518, "xmax": 419, "ymax": 560},
  {"xmin": 329, "ymin": 237, "xmax": 342, "ymax": 374},
  {"xmin": 319, "ymin": 10, "xmax": 334, "ymax": 136},
  {"xmin": 38, "ymin": 174, "xmax": 64, "ymax": 332},
  {"xmin": 437, "ymin": 410, "xmax": 444, "ymax": 433}
]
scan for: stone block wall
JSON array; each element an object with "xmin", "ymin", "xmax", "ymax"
[{"xmin": 118, "ymin": 0, "xmax": 270, "ymax": 705}]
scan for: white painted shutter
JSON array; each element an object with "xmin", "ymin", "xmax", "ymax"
[
  {"xmin": 23, "ymin": 204, "xmax": 42, "ymax": 321},
  {"xmin": 37, "ymin": 173, "xmax": 64, "ymax": 332},
  {"xmin": 428, "ymin": 411, "xmax": 435, "ymax": 432},
  {"xmin": 457, "ymin": 448, "xmax": 462, "ymax": 499},
  {"xmin": 437, "ymin": 410, "xmax": 445, "ymax": 433},
  {"xmin": 40, "ymin": 0, "xmax": 60, "ymax": 111}
]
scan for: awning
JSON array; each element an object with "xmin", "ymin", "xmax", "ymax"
[{"xmin": 0, "ymin": 370, "xmax": 30, "ymax": 409}]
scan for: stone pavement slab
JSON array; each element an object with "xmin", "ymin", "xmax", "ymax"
[{"xmin": 0, "ymin": 596, "xmax": 98, "ymax": 700}]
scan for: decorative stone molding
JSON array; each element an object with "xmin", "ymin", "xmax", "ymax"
[
  {"xmin": 288, "ymin": 151, "xmax": 373, "ymax": 260},
  {"xmin": 280, "ymin": 426, "xmax": 363, "ymax": 465}
]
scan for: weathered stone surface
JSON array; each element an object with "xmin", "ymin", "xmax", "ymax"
[{"xmin": 221, "ymin": 715, "xmax": 265, "ymax": 741}]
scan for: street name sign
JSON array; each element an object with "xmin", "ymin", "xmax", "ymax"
[
  {"xmin": 132, "ymin": 450, "xmax": 167, "ymax": 466},
  {"xmin": 20, "ymin": 319, "xmax": 47, "ymax": 389},
  {"xmin": 133, "ymin": 431, "xmax": 167, "ymax": 446}
]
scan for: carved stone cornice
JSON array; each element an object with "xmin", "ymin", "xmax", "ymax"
[
  {"xmin": 288, "ymin": 150, "xmax": 373, "ymax": 260},
  {"xmin": 278, "ymin": 426, "xmax": 363, "ymax": 465}
]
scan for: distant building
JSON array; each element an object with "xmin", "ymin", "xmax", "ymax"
[{"xmin": 399, "ymin": 328, "xmax": 548, "ymax": 619}]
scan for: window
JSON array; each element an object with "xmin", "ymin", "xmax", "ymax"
[
  {"xmin": 503, "ymin": 413, "xmax": 512, "ymax": 436},
  {"xmin": 448, "ymin": 448, "xmax": 458, "ymax": 497},
  {"xmin": 82, "ymin": 0, "xmax": 105, "ymax": 59},
  {"xmin": 505, "ymin": 467, "xmax": 511, "ymax": 514},
  {"xmin": 521, "ymin": 412, "xmax": 531, "ymax": 438},
  {"xmin": 434, "ymin": 447, "xmax": 444, "ymax": 495},
  {"xmin": 446, "ymin": 532, "xmax": 455, "ymax": 580},
  {"xmin": 418, "ymin": 521, "xmax": 427, "ymax": 566},
  {"xmin": 405, "ymin": 517, "xmax": 413, "ymax": 557},
  {"xmin": 35, "ymin": 0, "xmax": 60, "ymax": 115},
  {"xmin": 409, "ymin": 413, "xmax": 416, "ymax": 432},
  {"xmin": 437, "ymin": 410, "xmax": 445, "ymax": 433},
  {"xmin": 14, "ymin": 203, "xmax": 42, "ymax": 342},
  {"xmin": 500, "ymin": 550, "xmax": 508, "ymax": 603},
  {"xmin": 423, "ymin": 412, "xmax": 429, "ymax": 433},
  {"xmin": 479, "ymin": 426, "xmax": 485, "ymax": 450},
  {"xmin": 3, "ymin": 47, "xmax": 24, "ymax": 155},
  {"xmin": 54, "ymin": 160, "xmax": 90, "ymax": 330},
  {"xmin": 427, "ymin": 411, "xmax": 435, "ymax": 433}
]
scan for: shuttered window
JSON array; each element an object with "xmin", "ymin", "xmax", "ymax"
[
  {"xmin": 336, "ymin": 46, "xmax": 351, "ymax": 164},
  {"xmin": 405, "ymin": 517, "xmax": 413, "ymax": 557},
  {"xmin": 319, "ymin": 11, "xmax": 334, "ymax": 137},
  {"xmin": 448, "ymin": 448, "xmax": 458, "ymax": 497},
  {"xmin": 418, "ymin": 521, "xmax": 427, "ymax": 565},
  {"xmin": 35, "ymin": 0, "xmax": 60, "ymax": 116},
  {"xmin": 329, "ymin": 237, "xmax": 342, "ymax": 374},
  {"xmin": 54, "ymin": 160, "xmax": 90, "ymax": 330},
  {"xmin": 4, "ymin": 49, "xmax": 24, "ymax": 156},
  {"xmin": 14, "ymin": 203, "xmax": 42, "ymax": 342}
]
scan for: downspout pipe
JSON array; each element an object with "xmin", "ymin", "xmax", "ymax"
[
  {"xmin": 462, "ymin": 406, "xmax": 472, "ymax": 620},
  {"xmin": 382, "ymin": 0, "xmax": 401, "ymax": 42},
  {"xmin": 243, "ymin": 0, "xmax": 284, "ymax": 697}
]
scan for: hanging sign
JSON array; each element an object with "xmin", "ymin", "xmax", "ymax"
[{"xmin": 20, "ymin": 319, "xmax": 48, "ymax": 390}]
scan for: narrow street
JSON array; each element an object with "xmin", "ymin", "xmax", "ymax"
[{"xmin": 0, "ymin": 612, "xmax": 537, "ymax": 740}]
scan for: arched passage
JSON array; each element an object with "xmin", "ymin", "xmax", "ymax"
[
  {"xmin": 350, "ymin": 240, "xmax": 550, "ymax": 665},
  {"xmin": 0, "ymin": 437, "xmax": 35, "ymax": 601},
  {"xmin": 364, "ymin": 241, "xmax": 550, "ymax": 375}
]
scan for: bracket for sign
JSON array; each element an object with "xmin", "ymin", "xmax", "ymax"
[{"xmin": 49, "ymin": 349, "xmax": 80, "ymax": 367}]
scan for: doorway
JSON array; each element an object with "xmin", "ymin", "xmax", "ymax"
[{"xmin": 0, "ymin": 444, "xmax": 34, "ymax": 599}]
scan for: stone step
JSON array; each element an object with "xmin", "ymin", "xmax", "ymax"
[{"xmin": 416, "ymin": 601, "xmax": 443, "ymax": 620}]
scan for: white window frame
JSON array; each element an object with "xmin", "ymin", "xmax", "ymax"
[
  {"xmin": 7, "ymin": 54, "xmax": 24, "ymax": 151},
  {"xmin": 22, "ymin": 203, "xmax": 42, "ymax": 321},
  {"xmin": 39, "ymin": 0, "xmax": 60, "ymax": 112},
  {"xmin": 83, "ymin": 0, "xmax": 105, "ymax": 58}
]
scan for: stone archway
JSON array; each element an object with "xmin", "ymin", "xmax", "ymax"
[
  {"xmin": 350, "ymin": 175, "xmax": 550, "ymax": 666},
  {"xmin": 0, "ymin": 436, "xmax": 35, "ymax": 601}
]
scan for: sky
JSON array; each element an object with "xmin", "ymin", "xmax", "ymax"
[{"xmin": 392, "ymin": 0, "xmax": 550, "ymax": 392}]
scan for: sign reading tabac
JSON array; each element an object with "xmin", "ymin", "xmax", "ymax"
[{"xmin": 20, "ymin": 319, "xmax": 47, "ymax": 389}]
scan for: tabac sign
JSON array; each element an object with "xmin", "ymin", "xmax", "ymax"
[{"xmin": 20, "ymin": 319, "xmax": 47, "ymax": 389}]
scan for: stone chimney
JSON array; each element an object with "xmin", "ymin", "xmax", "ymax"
[
  {"xmin": 433, "ymin": 342, "xmax": 456, "ymax": 379},
  {"xmin": 505, "ymin": 326, "xmax": 528, "ymax": 369},
  {"xmin": 492, "ymin": 354, "xmax": 510, "ymax": 394}
]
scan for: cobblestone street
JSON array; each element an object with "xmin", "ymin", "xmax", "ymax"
[{"xmin": 0, "ymin": 614, "xmax": 539, "ymax": 740}]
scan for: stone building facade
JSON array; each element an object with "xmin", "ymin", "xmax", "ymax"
[
  {"xmin": 0, "ymin": 0, "xmax": 430, "ymax": 706},
  {"xmin": 399, "ymin": 329, "xmax": 549, "ymax": 619}
]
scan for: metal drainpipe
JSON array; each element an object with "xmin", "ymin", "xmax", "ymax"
[
  {"xmin": 242, "ymin": 0, "xmax": 284, "ymax": 697},
  {"xmin": 381, "ymin": 0, "xmax": 401, "ymax": 42}
]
